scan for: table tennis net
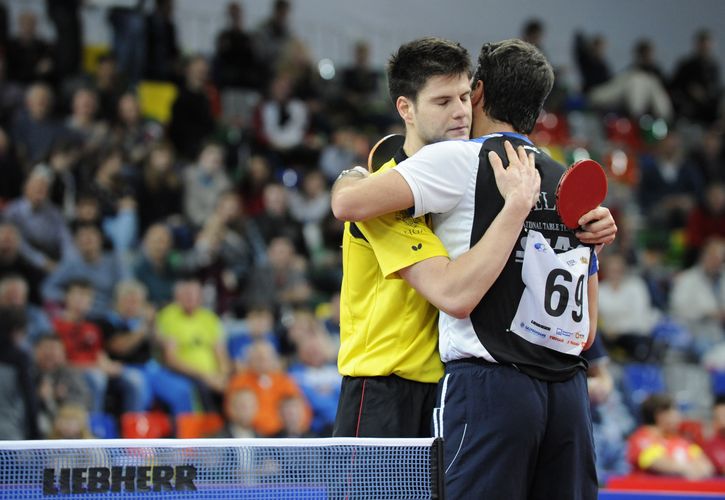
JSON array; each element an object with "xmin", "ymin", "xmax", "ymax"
[{"xmin": 0, "ymin": 437, "xmax": 444, "ymax": 499}]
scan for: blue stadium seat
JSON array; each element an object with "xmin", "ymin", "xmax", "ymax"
[
  {"xmin": 621, "ymin": 363, "xmax": 666, "ymax": 419},
  {"xmin": 712, "ymin": 370, "xmax": 725, "ymax": 397},
  {"xmin": 89, "ymin": 412, "xmax": 119, "ymax": 439}
]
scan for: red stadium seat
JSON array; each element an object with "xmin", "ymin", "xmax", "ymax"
[{"xmin": 121, "ymin": 411, "xmax": 173, "ymax": 439}]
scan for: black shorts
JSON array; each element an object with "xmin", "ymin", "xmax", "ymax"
[
  {"xmin": 436, "ymin": 359, "xmax": 597, "ymax": 500},
  {"xmin": 332, "ymin": 374, "xmax": 438, "ymax": 438}
]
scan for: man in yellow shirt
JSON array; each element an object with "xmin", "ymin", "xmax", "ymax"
[
  {"xmin": 156, "ymin": 277, "xmax": 231, "ymax": 411},
  {"xmin": 332, "ymin": 38, "xmax": 617, "ymax": 438}
]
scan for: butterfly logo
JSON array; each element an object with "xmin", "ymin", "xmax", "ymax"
[{"xmin": 411, "ymin": 243, "xmax": 423, "ymax": 251}]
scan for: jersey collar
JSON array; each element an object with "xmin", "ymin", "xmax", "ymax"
[{"xmin": 470, "ymin": 132, "xmax": 533, "ymax": 145}]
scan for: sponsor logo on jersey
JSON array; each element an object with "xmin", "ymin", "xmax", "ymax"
[{"xmin": 556, "ymin": 327, "xmax": 573, "ymax": 337}]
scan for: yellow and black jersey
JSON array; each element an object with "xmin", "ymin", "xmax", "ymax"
[{"xmin": 337, "ymin": 153, "xmax": 448, "ymax": 383}]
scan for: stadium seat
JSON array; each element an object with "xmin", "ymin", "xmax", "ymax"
[
  {"xmin": 621, "ymin": 363, "xmax": 666, "ymax": 418},
  {"xmin": 712, "ymin": 370, "xmax": 725, "ymax": 397},
  {"xmin": 121, "ymin": 411, "xmax": 173, "ymax": 439},
  {"xmin": 137, "ymin": 81, "xmax": 178, "ymax": 124},
  {"xmin": 89, "ymin": 412, "xmax": 119, "ymax": 439},
  {"xmin": 175, "ymin": 413, "xmax": 225, "ymax": 439}
]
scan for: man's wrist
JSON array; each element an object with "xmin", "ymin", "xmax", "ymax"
[{"xmin": 337, "ymin": 166, "xmax": 368, "ymax": 181}]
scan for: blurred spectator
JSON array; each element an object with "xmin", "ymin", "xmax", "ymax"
[
  {"xmin": 182, "ymin": 142, "xmax": 232, "ymax": 229},
  {"xmin": 574, "ymin": 32, "xmax": 612, "ymax": 94},
  {"xmin": 144, "ymin": 0, "xmax": 180, "ymax": 82},
  {"xmin": 46, "ymin": 140, "xmax": 80, "ymax": 217},
  {"xmin": 4, "ymin": 167, "xmax": 75, "ymax": 273},
  {"xmin": 632, "ymin": 39, "xmax": 668, "ymax": 87},
  {"xmin": 5, "ymin": 10, "xmax": 54, "ymax": 84},
  {"xmin": 254, "ymin": 0, "xmax": 292, "ymax": 77},
  {"xmin": 598, "ymin": 253, "xmax": 661, "ymax": 361},
  {"xmin": 276, "ymin": 38, "xmax": 323, "ymax": 103},
  {"xmin": 318, "ymin": 128, "xmax": 363, "ymax": 184},
  {"xmin": 670, "ymin": 238, "xmax": 725, "ymax": 357},
  {"xmin": 169, "ymin": 55, "xmax": 216, "ymax": 160},
  {"xmin": 218, "ymin": 385, "xmax": 258, "ymax": 438},
  {"xmin": 11, "ymin": 83, "xmax": 64, "ymax": 165},
  {"xmin": 289, "ymin": 170, "xmax": 330, "ymax": 226},
  {"xmin": 33, "ymin": 335, "xmax": 91, "ymax": 437},
  {"xmin": 212, "ymin": 2, "xmax": 264, "ymax": 92},
  {"xmin": 239, "ymin": 155, "xmax": 272, "ymax": 217},
  {"xmin": 685, "ymin": 184, "xmax": 725, "ymax": 265},
  {"xmin": 288, "ymin": 328, "xmax": 340, "ymax": 435},
  {"xmin": 193, "ymin": 191, "xmax": 257, "ymax": 314},
  {"xmin": 42, "ymin": 223, "xmax": 128, "ymax": 319},
  {"xmin": 0, "ymin": 275, "xmax": 51, "ymax": 343},
  {"xmin": 228, "ymin": 304, "xmax": 279, "ymax": 368},
  {"xmin": 288, "ymin": 170, "xmax": 330, "ymax": 260},
  {"xmin": 50, "ymin": 280, "xmax": 145, "ymax": 414},
  {"xmin": 589, "ymin": 39, "xmax": 673, "ymax": 121},
  {"xmin": 585, "ymin": 336, "xmax": 632, "ymax": 481},
  {"xmin": 250, "ymin": 182, "xmax": 306, "ymax": 253},
  {"xmin": 99, "ymin": 279, "xmax": 200, "ymax": 417},
  {"xmin": 156, "ymin": 277, "xmax": 231, "ymax": 411},
  {"xmin": 133, "ymin": 223, "xmax": 182, "ymax": 307},
  {"xmin": 65, "ymin": 87, "xmax": 109, "ymax": 160},
  {"xmin": 0, "ymin": 223, "xmax": 45, "ymax": 304},
  {"xmin": 0, "ymin": 306, "xmax": 39, "ymax": 439},
  {"xmin": 521, "ymin": 18, "xmax": 545, "ymax": 49},
  {"xmin": 111, "ymin": 92, "xmax": 161, "ymax": 170},
  {"xmin": 0, "ymin": 127, "xmax": 23, "ymax": 202},
  {"xmin": 274, "ymin": 395, "xmax": 316, "ymax": 438},
  {"xmin": 244, "ymin": 235, "xmax": 311, "ymax": 314},
  {"xmin": 226, "ymin": 339, "xmax": 309, "ymax": 436},
  {"xmin": 670, "ymin": 30, "xmax": 722, "ymax": 125},
  {"xmin": 45, "ymin": 0, "xmax": 83, "ymax": 77},
  {"xmin": 136, "ymin": 142, "xmax": 182, "ymax": 231},
  {"xmin": 339, "ymin": 40, "xmax": 380, "ymax": 114},
  {"xmin": 93, "ymin": 54, "xmax": 127, "ymax": 124},
  {"xmin": 49, "ymin": 403, "xmax": 93, "ymax": 439},
  {"xmin": 86, "ymin": 147, "xmax": 139, "ymax": 252},
  {"xmin": 257, "ymin": 73, "xmax": 311, "ymax": 168},
  {"xmin": 686, "ymin": 126, "xmax": 725, "ymax": 186},
  {"xmin": 107, "ymin": 0, "xmax": 147, "ymax": 84},
  {"xmin": 703, "ymin": 395, "xmax": 725, "ymax": 475},
  {"xmin": 627, "ymin": 393, "xmax": 714, "ymax": 479},
  {"xmin": 638, "ymin": 131, "xmax": 703, "ymax": 230}
]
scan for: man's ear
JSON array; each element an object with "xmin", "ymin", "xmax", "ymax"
[
  {"xmin": 396, "ymin": 95, "xmax": 414, "ymax": 126},
  {"xmin": 471, "ymin": 80, "xmax": 484, "ymax": 108}
]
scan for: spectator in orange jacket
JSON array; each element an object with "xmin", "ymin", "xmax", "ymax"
[{"xmin": 226, "ymin": 339, "xmax": 310, "ymax": 436}]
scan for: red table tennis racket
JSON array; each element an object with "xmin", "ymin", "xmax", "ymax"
[{"xmin": 556, "ymin": 159, "xmax": 608, "ymax": 229}]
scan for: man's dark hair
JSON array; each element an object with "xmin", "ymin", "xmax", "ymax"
[
  {"xmin": 473, "ymin": 39, "xmax": 554, "ymax": 134},
  {"xmin": 640, "ymin": 393, "xmax": 674, "ymax": 425},
  {"xmin": 387, "ymin": 37, "xmax": 471, "ymax": 105}
]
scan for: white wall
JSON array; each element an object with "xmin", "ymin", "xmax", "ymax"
[{"xmin": 6, "ymin": 0, "xmax": 725, "ymax": 88}]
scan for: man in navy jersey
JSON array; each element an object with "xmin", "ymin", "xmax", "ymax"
[{"xmin": 333, "ymin": 39, "xmax": 600, "ymax": 499}]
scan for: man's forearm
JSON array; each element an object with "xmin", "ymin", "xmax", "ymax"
[
  {"xmin": 400, "ymin": 199, "xmax": 529, "ymax": 318},
  {"xmin": 331, "ymin": 168, "xmax": 414, "ymax": 221}
]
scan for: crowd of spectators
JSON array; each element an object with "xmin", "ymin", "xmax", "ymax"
[{"xmin": 0, "ymin": 0, "xmax": 724, "ymax": 484}]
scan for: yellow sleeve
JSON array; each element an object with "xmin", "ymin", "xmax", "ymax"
[
  {"xmin": 357, "ymin": 210, "xmax": 448, "ymax": 279},
  {"xmin": 638, "ymin": 444, "xmax": 667, "ymax": 469}
]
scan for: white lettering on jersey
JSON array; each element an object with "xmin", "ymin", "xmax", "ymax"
[{"xmin": 509, "ymin": 230, "xmax": 590, "ymax": 355}]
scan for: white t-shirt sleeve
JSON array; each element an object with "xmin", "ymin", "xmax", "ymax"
[{"xmin": 394, "ymin": 140, "xmax": 476, "ymax": 218}]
